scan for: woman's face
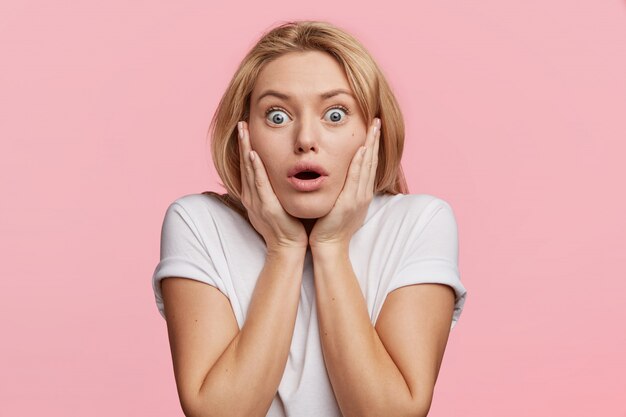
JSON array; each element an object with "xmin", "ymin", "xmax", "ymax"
[{"xmin": 248, "ymin": 50, "xmax": 368, "ymax": 219}]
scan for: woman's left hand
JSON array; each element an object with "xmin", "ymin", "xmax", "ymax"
[{"xmin": 309, "ymin": 117, "xmax": 381, "ymax": 250}]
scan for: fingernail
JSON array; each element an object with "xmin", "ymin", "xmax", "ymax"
[
  {"xmin": 238, "ymin": 121, "xmax": 243, "ymax": 139},
  {"xmin": 249, "ymin": 150, "xmax": 255, "ymax": 161},
  {"xmin": 375, "ymin": 118, "xmax": 381, "ymax": 128}
]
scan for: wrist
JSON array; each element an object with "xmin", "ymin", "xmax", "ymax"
[
  {"xmin": 310, "ymin": 241, "xmax": 350, "ymax": 259},
  {"xmin": 266, "ymin": 243, "xmax": 308, "ymax": 260}
]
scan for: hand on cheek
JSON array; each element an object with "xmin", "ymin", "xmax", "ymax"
[
  {"xmin": 238, "ymin": 121, "xmax": 308, "ymax": 252},
  {"xmin": 309, "ymin": 117, "xmax": 381, "ymax": 250}
]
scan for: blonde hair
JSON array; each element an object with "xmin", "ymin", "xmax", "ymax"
[{"xmin": 206, "ymin": 20, "xmax": 409, "ymax": 216}]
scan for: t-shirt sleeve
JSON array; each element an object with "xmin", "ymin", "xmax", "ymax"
[
  {"xmin": 387, "ymin": 199, "xmax": 468, "ymax": 330},
  {"xmin": 151, "ymin": 201, "xmax": 226, "ymax": 320}
]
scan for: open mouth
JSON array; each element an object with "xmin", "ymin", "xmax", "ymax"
[
  {"xmin": 288, "ymin": 166, "xmax": 327, "ymax": 191},
  {"xmin": 294, "ymin": 171, "xmax": 322, "ymax": 180}
]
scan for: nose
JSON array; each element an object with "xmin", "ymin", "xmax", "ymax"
[{"xmin": 293, "ymin": 116, "xmax": 319, "ymax": 154}]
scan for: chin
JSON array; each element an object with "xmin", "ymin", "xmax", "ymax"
[{"xmin": 281, "ymin": 194, "xmax": 334, "ymax": 219}]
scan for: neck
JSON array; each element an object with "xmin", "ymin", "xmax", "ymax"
[{"xmin": 300, "ymin": 218, "xmax": 317, "ymax": 237}]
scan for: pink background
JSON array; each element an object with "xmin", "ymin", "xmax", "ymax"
[{"xmin": 1, "ymin": 1, "xmax": 625, "ymax": 416}]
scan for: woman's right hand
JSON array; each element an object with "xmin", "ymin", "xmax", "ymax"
[{"xmin": 238, "ymin": 120, "xmax": 308, "ymax": 252}]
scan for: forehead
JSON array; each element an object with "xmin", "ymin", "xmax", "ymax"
[{"xmin": 252, "ymin": 51, "xmax": 353, "ymax": 100}]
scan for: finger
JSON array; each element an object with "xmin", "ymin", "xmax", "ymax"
[
  {"xmin": 358, "ymin": 118, "xmax": 379, "ymax": 198},
  {"xmin": 366, "ymin": 120, "xmax": 381, "ymax": 197},
  {"xmin": 343, "ymin": 145, "xmax": 366, "ymax": 203},
  {"xmin": 249, "ymin": 149, "xmax": 278, "ymax": 206},
  {"xmin": 238, "ymin": 121, "xmax": 252, "ymax": 201},
  {"xmin": 241, "ymin": 121, "xmax": 258, "ymax": 202},
  {"xmin": 367, "ymin": 117, "xmax": 380, "ymax": 149}
]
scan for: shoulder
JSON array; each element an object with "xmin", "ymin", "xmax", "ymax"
[
  {"xmin": 166, "ymin": 192, "xmax": 240, "ymax": 221},
  {"xmin": 159, "ymin": 192, "xmax": 246, "ymax": 235},
  {"xmin": 374, "ymin": 192, "xmax": 455, "ymax": 223},
  {"xmin": 163, "ymin": 192, "xmax": 255, "ymax": 239},
  {"xmin": 168, "ymin": 192, "xmax": 220, "ymax": 211},
  {"xmin": 360, "ymin": 193, "xmax": 457, "ymax": 245}
]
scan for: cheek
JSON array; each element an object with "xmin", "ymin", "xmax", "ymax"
[
  {"xmin": 335, "ymin": 129, "xmax": 366, "ymax": 167},
  {"xmin": 344, "ymin": 129, "xmax": 366, "ymax": 155},
  {"xmin": 255, "ymin": 147, "xmax": 286, "ymax": 185},
  {"xmin": 331, "ymin": 144, "xmax": 360, "ymax": 173},
  {"xmin": 247, "ymin": 125, "xmax": 271, "ymax": 158}
]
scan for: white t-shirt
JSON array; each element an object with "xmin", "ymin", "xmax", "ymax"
[{"xmin": 152, "ymin": 192, "xmax": 468, "ymax": 417}]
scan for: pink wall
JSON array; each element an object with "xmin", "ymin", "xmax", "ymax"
[{"xmin": 1, "ymin": 1, "xmax": 625, "ymax": 415}]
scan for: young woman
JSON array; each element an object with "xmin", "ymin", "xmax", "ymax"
[{"xmin": 152, "ymin": 20, "xmax": 468, "ymax": 417}]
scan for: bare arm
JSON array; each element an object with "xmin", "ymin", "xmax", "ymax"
[
  {"xmin": 312, "ymin": 246, "xmax": 454, "ymax": 417},
  {"xmin": 161, "ymin": 246, "xmax": 305, "ymax": 417},
  {"xmin": 161, "ymin": 120, "xmax": 310, "ymax": 416},
  {"xmin": 311, "ymin": 246, "xmax": 421, "ymax": 417}
]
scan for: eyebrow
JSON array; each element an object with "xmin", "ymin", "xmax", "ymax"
[{"xmin": 256, "ymin": 88, "xmax": 355, "ymax": 103}]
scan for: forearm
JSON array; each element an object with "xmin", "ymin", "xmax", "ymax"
[
  {"xmin": 312, "ymin": 245, "xmax": 420, "ymax": 417},
  {"xmin": 195, "ymin": 247, "xmax": 305, "ymax": 417}
]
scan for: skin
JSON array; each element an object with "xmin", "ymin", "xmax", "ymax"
[
  {"xmin": 234, "ymin": 51, "xmax": 449, "ymax": 416},
  {"xmin": 240, "ymin": 50, "xmax": 380, "ymax": 249},
  {"xmin": 161, "ymin": 51, "xmax": 452, "ymax": 417}
]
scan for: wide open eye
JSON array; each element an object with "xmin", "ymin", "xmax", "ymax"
[
  {"xmin": 323, "ymin": 107, "xmax": 348, "ymax": 123},
  {"xmin": 266, "ymin": 108, "xmax": 291, "ymax": 125}
]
